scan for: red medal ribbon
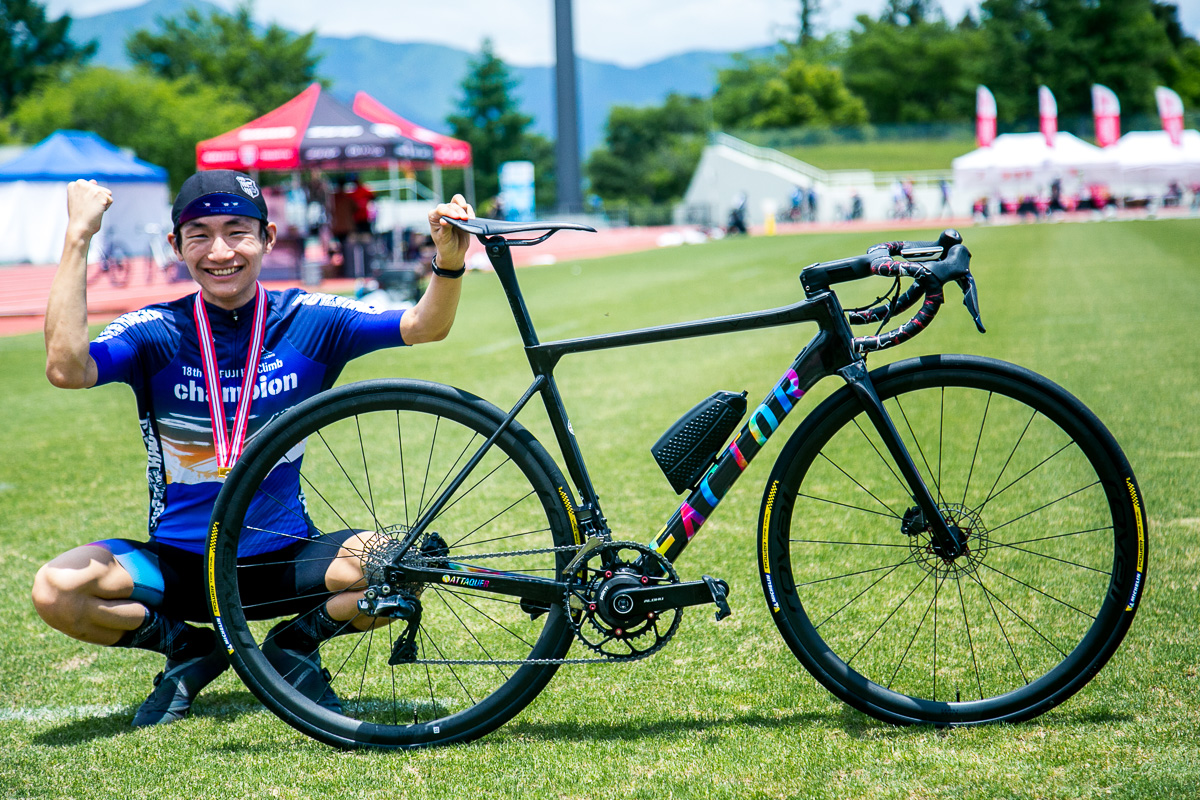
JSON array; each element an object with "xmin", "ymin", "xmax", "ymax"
[{"xmin": 193, "ymin": 283, "xmax": 268, "ymax": 478}]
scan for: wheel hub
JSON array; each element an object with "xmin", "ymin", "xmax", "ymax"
[{"xmin": 902, "ymin": 503, "xmax": 990, "ymax": 574}]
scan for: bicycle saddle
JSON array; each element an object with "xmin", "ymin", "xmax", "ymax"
[{"xmin": 442, "ymin": 218, "xmax": 596, "ymax": 237}]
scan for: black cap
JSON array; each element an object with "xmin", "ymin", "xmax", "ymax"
[{"xmin": 171, "ymin": 170, "xmax": 269, "ymax": 228}]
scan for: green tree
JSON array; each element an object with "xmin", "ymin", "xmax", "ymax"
[
  {"xmin": 125, "ymin": 1, "xmax": 322, "ymax": 116},
  {"xmin": 843, "ymin": 16, "xmax": 980, "ymax": 122},
  {"xmin": 10, "ymin": 67, "xmax": 254, "ymax": 190},
  {"xmin": 586, "ymin": 93, "xmax": 709, "ymax": 206},
  {"xmin": 713, "ymin": 47, "xmax": 867, "ymax": 129},
  {"xmin": 446, "ymin": 40, "xmax": 555, "ymax": 212},
  {"xmin": 0, "ymin": 0, "xmax": 95, "ymax": 116}
]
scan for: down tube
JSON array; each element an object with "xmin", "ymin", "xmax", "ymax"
[{"xmin": 648, "ymin": 334, "xmax": 833, "ymax": 565}]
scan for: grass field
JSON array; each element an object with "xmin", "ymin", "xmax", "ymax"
[
  {"xmin": 777, "ymin": 137, "xmax": 976, "ymax": 172},
  {"xmin": 1, "ymin": 218, "xmax": 1198, "ymax": 799}
]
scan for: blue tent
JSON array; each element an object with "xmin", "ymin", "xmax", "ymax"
[
  {"xmin": 0, "ymin": 131, "xmax": 169, "ymax": 264},
  {"xmin": 0, "ymin": 130, "xmax": 167, "ymax": 182}
]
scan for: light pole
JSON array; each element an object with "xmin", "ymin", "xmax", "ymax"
[{"xmin": 554, "ymin": 0, "xmax": 583, "ymax": 214}]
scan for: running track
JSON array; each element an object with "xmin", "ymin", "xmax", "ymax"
[{"xmin": 1, "ymin": 219, "xmax": 965, "ymax": 338}]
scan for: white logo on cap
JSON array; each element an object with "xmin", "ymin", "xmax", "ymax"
[{"xmin": 236, "ymin": 175, "xmax": 260, "ymax": 199}]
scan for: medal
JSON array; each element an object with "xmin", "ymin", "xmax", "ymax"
[{"xmin": 194, "ymin": 283, "xmax": 268, "ymax": 479}]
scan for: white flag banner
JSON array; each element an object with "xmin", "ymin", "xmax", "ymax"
[
  {"xmin": 976, "ymin": 85, "xmax": 997, "ymax": 148},
  {"xmin": 1038, "ymin": 86, "xmax": 1058, "ymax": 148},
  {"xmin": 1091, "ymin": 84, "xmax": 1121, "ymax": 148},
  {"xmin": 1156, "ymin": 86, "xmax": 1185, "ymax": 146}
]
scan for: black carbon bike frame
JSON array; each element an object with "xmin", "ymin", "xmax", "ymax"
[{"xmin": 388, "ymin": 232, "xmax": 964, "ymax": 598}]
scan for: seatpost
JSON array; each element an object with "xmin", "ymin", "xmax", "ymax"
[{"xmin": 482, "ymin": 235, "xmax": 540, "ymax": 348}]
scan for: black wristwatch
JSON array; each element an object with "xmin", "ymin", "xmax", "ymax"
[{"xmin": 431, "ymin": 259, "xmax": 466, "ymax": 279}]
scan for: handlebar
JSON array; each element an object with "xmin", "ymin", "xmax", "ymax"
[{"xmin": 800, "ymin": 229, "xmax": 985, "ymax": 354}]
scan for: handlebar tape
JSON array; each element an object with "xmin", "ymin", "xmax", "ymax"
[{"xmin": 851, "ymin": 246, "xmax": 945, "ymax": 353}]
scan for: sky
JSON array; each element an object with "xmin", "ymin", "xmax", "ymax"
[{"xmin": 46, "ymin": 0, "xmax": 1200, "ymax": 68}]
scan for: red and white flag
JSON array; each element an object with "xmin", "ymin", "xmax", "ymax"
[
  {"xmin": 976, "ymin": 85, "xmax": 997, "ymax": 148},
  {"xmin": 1091, "ymin": 84, "xmax": 1121, "ymax": 148},
  {"xmin": 1156, "ymin": 86, "xmax": 1185, "ymax": 146},
  {"xmin": 1038, "ymin": 86, "xmax": 1058, "ymax": 148}
]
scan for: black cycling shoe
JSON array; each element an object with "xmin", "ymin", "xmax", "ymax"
[
  {"xmin": 261, "ymin": 635, "xmax": 342, "ymax": 714},
  {"xmin": 131, "ymin": 644, "xmax": 229, "ymax": 727}
]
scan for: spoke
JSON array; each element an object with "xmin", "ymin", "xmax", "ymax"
[
  {"xmin": 418, "ymin": 416, "xmax": 440, "ymax": 519},
  {"xmin": 451, "ymin": 491, "xmax": 539, "ymax": 547},
  {"xmin": 978, "ymin": 441, "xmax": 1075, "ymax": 512},
  {"xmin": 846, "ymin": 565, "xmax": 931, "ymax": 667},
  {"xmin": 988, "ymin": 540, "xmax": 1110, "ymax": 574},
  {"xmin": 316, "ymin": 429, "xmax": 382, "ymax": 532},
  {"xmin": 968, "ymin": 570, "xmax": 1069, "ymax": 659},
  {"xmin": 797, "ymin": 492, "xmax": 902, "ymax": 520},
  {"xmin": 965, "ymin": 569, "xmax": 1029, "ymax": 686},
  {"xmin": 938, "ymin": 388, "xmax": 945, "ymax": 508},
  {"xmin": 815, "ymin": 553, "xmax": 922, "ymax": 630},
  {"xmin": 956, "ymin": 570, "xmax": 984, "ymax": 701},
  {"xmin": 396, "ymin": 411, "xmax": 409, "ymax": 527},
  {"xmin": 797, "ymin": 556, "xmax": 920, "ymax": 588},
  {"xmin": 790, "ymin": 538, "xmax": 908, "ymax": 548},
  {"xmin": 421, "ymin": 432, "xmax": 479, "ymax": 524},
  {"xmin": 978, "ymin": 561, "xmax": 1096, "ymax": 620},
  {"xmin": 432, "ymin": 586, "xmax": 536, "ymax": 648},
  {"xmin": 452, "ymin": 526, "xmax": 554, "ymax": 551},
  {"xmin": 887, "ymin": 572, "xmax": 938, "ymax": 690},
  {"xmin": 429, "ymin": 456, "xmax": 515, "ymax": 528},
  {"xmin": 1006, "ymin": 526, "xmax": 1112, "ymax": 547},
  {"xmin": 419, "ymin": 627, "xmax": 476, "ymax": 706},
  {"xmin": 817, "ymin": 452, "xmax": 902, "ymax": 518},
  {"xmin": 961, "ymin": 392, "xmax": 992, "ymax": 508},
  {"xmin": 981, "ymin": 408, "xmax": 1037, "ymax": 510},
  {"xmin": 356, "ymin": 415, "xmax": 377, "ymax": 527},
  {"xmin": 852, "ymin": 417, "xmax": 909, "ymax": 497},
  {"xmin": 356, "ymin": 624, "xmax": 375, "ymax": 714},
  {"xmin": 987, "ymin": 481, "xmax": 1102, "ymax": 536},
  {"xmin": 892, "ymin": 394, "xmax": 942, "ymax": 506},
  {"xmin": 434, "ymin": 591, "xmax": 510, "ymax": 680}
]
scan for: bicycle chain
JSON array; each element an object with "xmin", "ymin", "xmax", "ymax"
[{"xmin": 397, "ymin": 542, "xmax": 675, "ymax": 666}]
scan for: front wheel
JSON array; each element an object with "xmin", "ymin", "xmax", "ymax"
[
  {"xmin": 759, "ymin": 355, "xmax": 1146, "ymax": 725},
  {"xmin": 208, "ymin": 380, "xmax": 583, "ymax": 748}
]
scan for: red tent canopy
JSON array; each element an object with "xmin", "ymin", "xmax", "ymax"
[
  {"xmin": 352, "ymin": 92, "xmax": 473, "ymax": 168},
  {"xmin": 196, "ymin": 83, "xmax": 434, "ymax": 172}
]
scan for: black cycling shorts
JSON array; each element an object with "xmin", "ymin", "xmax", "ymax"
[{"xmin": 92, "ymin": 530, "xmax": 358, "ymax": 623}]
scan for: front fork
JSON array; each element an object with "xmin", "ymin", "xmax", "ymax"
[{"xmin": 837, "ymin": 361, "xmax": 966, "ymax": 558}]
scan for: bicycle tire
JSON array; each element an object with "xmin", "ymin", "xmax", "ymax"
[
  {"xmin": 105, "ymin": 248, "xmax": 130, "ymax": 287},
  {"xmin": 759, "ymin": 355, "xmax": 1146, "ymax": 726},
  {"xmin": 208, "ymin": 379, "xmax": 583, "ymax": 748}
]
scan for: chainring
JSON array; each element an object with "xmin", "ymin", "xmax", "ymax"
[{"xmin": 564, "ymin": 540, "xmax": 683, "ymax": 660}]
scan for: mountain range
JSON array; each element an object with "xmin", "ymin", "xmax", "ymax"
[{"xmin": 68, "ymin": 0, "xmax": 772, "ymax": 155}]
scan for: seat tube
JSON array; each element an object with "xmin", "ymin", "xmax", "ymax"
[{"xmin": 837, "ymin": 361, "xmax": 963, "ymax": 557}]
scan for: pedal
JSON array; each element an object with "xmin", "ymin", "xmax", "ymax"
[{"xmin": 702, "ymin": 575, "xmax": 732, "ymax": 621}]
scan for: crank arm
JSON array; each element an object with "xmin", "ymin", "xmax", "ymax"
[{"xmin": 611, "ymin": 576, "xmax": 732, "ymax": 619}]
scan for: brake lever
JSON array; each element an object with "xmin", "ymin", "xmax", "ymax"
[{"xmin": 958, "ymin": 274, "xmax": 986, "ymax": 333}]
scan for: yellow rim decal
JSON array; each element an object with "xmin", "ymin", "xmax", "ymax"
[
  {"xmin": 558, "ymin": 487, "xmax": 580, "ymax": 545},
  {"xmin": 206, "ymin": 521, "xmax": 221, "ymax": 618},
  {"xmin": 762, "ymin": 480, "xmax": 778, "ymax": 574}
]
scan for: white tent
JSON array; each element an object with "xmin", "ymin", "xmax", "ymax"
[
  {"xmin": 0, "ymin": 131, "xmax": 170, "ymax": 265},
  {"xmin": 952, "ymin": 132, "xmax": 1117, "ymax": 201},
  {"xmin": 1106, "ymin": 129, "xmax": 1200, "ymax": 193}
]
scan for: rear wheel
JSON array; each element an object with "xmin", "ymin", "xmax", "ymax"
[
  {"xmin": 208, "ymin": 380, "xmax": 582, "ymax": 748},
  {"xmin": 760, "ymin": 355, "xmax": 1146, "ymax": 725}
]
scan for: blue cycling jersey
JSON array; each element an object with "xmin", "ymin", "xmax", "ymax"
[{"xmin": 89, "ymin": 288, "xmax": 407, "ymax": 555}]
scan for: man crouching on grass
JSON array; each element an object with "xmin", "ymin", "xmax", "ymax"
[{"xmin": 32, "ymin": 170, "xmax": 474, "ymax": 726}]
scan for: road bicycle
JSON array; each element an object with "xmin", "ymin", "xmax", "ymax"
[
  {"xmin": 206, "ymin": 220, "xmax": 1147, "ymax": 749},
  {"xmin": 85, "ymin": 234, "xmax": 130, "ymax": 288}
]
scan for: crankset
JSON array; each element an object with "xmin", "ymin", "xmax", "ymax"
[{"xmin": 564, "ymin": 540, "xmax": 731, "ymax": 660}]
